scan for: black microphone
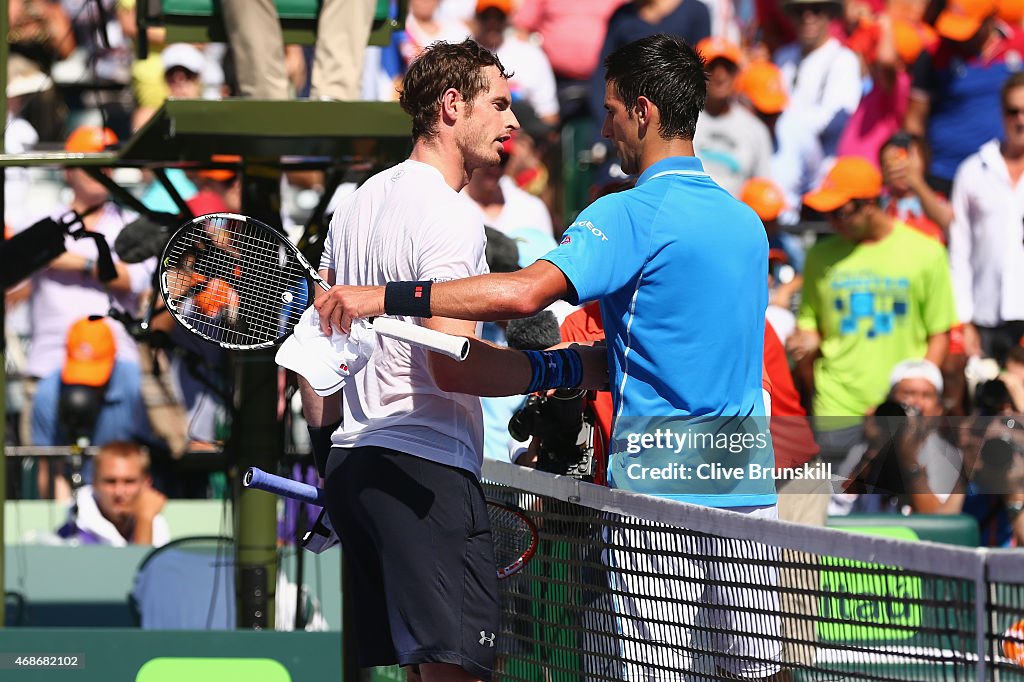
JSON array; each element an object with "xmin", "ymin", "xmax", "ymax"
[
  {"xmin": 114, "ymin": 214, "xmax": 178, "ymax": 264},
  {"xmin": 0, "ymin": 217, "xmax": 67, "ymax": 289},
  {"xmin": 505, "ymin": 311, "xmax": 561, "ymax": 351}
]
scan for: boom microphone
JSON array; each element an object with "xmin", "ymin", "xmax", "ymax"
[
  {"xmin": 505, "ymin": 310, "xmax": 561, "ymax": 351},
  {"xmin": 114, "ymin": 214, "xmax": 178, "ymax": 264}
]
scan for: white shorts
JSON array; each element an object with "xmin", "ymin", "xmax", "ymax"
[{"xmin": 604, "ymin": 504, "xmax": 784, "ymax": 681}]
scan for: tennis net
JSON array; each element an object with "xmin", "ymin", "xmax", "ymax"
[{"xmin": 482, "ymin": 459, "xmax": 1024, "ymax": 682}]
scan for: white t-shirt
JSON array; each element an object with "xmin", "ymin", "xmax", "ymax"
[
  {"xmin": 26, "ymin": 203, "xmax": 152, "ymax": 379},
  {"xmin": 321, "ymin": 160, "xmax": 489, "ymax": 477},
  {"xmin": 496, "ymin": 36, "xmax": 560, "ymax": 120},
  {"xmin": 65, "ymin": 485, "xmax": 170, "ymax": 547},
  {"xmin": 461, "ymin": 175, "xmax": 554, "ymax": 237},
  {"xmin": 694, "ymin": 105, "xmax": 774, "ymax": 198}
]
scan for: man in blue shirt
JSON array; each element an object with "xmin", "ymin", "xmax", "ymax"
[{"xmin": 316, "ymin": 34, "xmax": 785, "ymax": 680}]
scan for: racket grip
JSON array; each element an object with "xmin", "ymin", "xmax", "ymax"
[
  {"xmin": 243, "ymin": 467, "xmax": 326, "ymax": 506},
  {"xmin": 372, "ymin": 317, "xmax": 470, "ymax": 361}
]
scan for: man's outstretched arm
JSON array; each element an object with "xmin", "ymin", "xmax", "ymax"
[{"xmin": 314, "ymin": 260, "xmax": 573, "ymax": 336}]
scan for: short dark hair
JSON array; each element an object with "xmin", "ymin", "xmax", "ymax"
[
  {"xmin": 399, "ymin": 39, "xmax": 511, "ymax": 141},
  {"xmin": 1002, "ymin": 71, "xmax": 1024, "ymax": 109},
  {"xmin": 603, "ymin": 34, "xmax": 707, "ymax": 140}
]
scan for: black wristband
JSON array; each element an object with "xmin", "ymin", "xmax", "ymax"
[
  {"xmin": 307, "ymin": 420, "xmax": 341, "ymax": 478},
  {"xmin": 384, "ymin": 281, "xmax": 433, "ymax": 318}
]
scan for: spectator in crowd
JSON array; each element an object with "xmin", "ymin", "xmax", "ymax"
[
  {"xmin": 436, "ymin": 0, "xmax": 477, "ymax": 26},
  {"xmin": 400, "ymin": 0, "xmax": 471, "ymax": 67},
  {"xmin": 735, "ymin": 59, "xmax": 789, "ymax": 138},
  {"xmin": 879, "ymin": 131, "xmax": 952, "ymax": 243},
  {"xmin": 740, "ymin": 177, "xmax": 803, "ymax": 343},
  {"xmin": 137, "ymin": 44, "xmax": 208, "ymax": 211},
  {"xmin": 772, "ymin": 0, "xmax": 862, "ymax": 224},
  {"xmin": 500, "ymin": 101, "xmax": 560, "ymax": 224},
  {"xmin": 1002, "ymin": 345, "xmax": 1024, "ymax": 412},
  {"xmin": 693, "ymin": 37, "xmax": 774, "ymax": 198},
  {"xmin": 846, "ymin": 359, "xmax": 966, "ymax": 513},
  {"xmin": 56, "ymin": 440, "xmax": 169, "ymax": 546},
  {"xmin": 6, "ymin": 54, "xmax": 44, "ymax": 229},
  {"xmin": 32, "ymin": 317, "xmax": 155, "ymax": 478},
  {"xmin": 905, "ymin": 0, "xmax": 1024, "ymax": 192},
  {"xmin": 117, "ymin": 0, "xmax": 170, "ymax": 133},
  {"xmin": 837, "ymin": 11, "xmax": 930, "ymax": 168},
  {"xmin": 462, "ymin": 142, "xmax": 555, "ymax": 238},
  {"xmin": 8, "ymin": 0, "xmax": 75, "ymax": 140},
  {"xmin": 513, "ymin": 0, "xmax": 626, "ymax": 120},
  {"xmin": 473, "ymin": 0, "xmax": 560, "ymax": 126},
  {"xmin": 788, "ymin": 156, "xmax": 957, "ymax": 469},
  {"xmin": 948, "ymin": 71, "xmax": 1024, "ymax": 365},
  {"xmin": 960, "ymin": 417, "xmax": 1024, "ymax": 546},
  {"xmin": 221, "ymin": 0, "xmax": 375, "ymax": 100},
  {"xmin": 187, "ymin": 162, "xmax": 242, "ymax": 216},
  {"xmin": 22, "ymin": 127, "xmax": 152, "ymax": 444}
]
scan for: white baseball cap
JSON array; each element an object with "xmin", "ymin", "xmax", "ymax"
[
  {"xmin": 275, "ymin": 306, "xmax": 376, "ymax": 396},
  {"xmin": 162, "ymin": 43, "xmax": 205, "ymax": 75},
  {"xmin": 889, "ymin": 358, "xmax": 943, "ymax": 393}
]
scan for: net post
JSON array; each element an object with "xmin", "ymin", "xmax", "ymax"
[{"xmin": 233, "ymin": 168, "xmax": 284, "ymax": 630}]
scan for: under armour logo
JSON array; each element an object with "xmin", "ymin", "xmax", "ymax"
[{"xmin": 479, "ymin": 631, "xmax": 495, "ymax": 647}]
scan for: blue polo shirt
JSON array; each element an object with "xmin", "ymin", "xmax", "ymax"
[{"xmin": 542, "ymin": 157, "xmax": 775, "ymax": 507}]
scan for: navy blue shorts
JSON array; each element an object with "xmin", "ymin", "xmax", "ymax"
[{"xmin": 323, "ymin": 446, "xmax": 499, "ymax": 680}]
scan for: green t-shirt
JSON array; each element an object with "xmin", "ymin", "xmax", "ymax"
[{"xmin": 797, "ymin": 222, "xmax": 956, "ymax": 420}]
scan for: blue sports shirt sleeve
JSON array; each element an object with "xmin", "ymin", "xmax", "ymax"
[{"xmin": 541, "ymin": 196, "xmax": 643, "ymax": 304}]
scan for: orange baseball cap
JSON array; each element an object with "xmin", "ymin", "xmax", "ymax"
[
  {"xmin": 64, "ymin": 126, "xmax": 118, "ymax": 154},
  {"xmin": 198, "ymin": 154, "xmax": 241, "ymax": 182},
  {"xmin": 999, "ymin": 0, "xmax": 1024, "ymax": 23},
  {"xmin": 893, "ymin": 20, "xmax": 937, "ymax": 64},
  {"xmin": 194, "ymin": 278, "xmax": 240, "ymax": 317},
  {"xmin": 740, "ymin": 178, "xmax": 787, "ymax": 221},
  {"xmin": 737, "ymin": 61, "xmax": 788, "ymax": 115},
  {"xmin": 696, "ymin": 37, "xmax": 743, "ymax": 66},
  {"xmin": 61, "ymin": 318, "xmax": 116, "ymax": 387},
  {"xmin": 803, "ymin": 156, "xmax": 883, "ymax": 213},
  {"xmin": 935, "ymin": 0, "xmax": 997, "ymax": 41},
  {"xmin": 476, "ymin": 0, "xmax": 513, "ymax": 14}
]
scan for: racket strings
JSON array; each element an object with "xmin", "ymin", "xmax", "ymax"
[
  {"xmin": 164, "ymin": 216, "xmax": 308, "ymax": 347},
  {"xmin": 489, "ymin": 505, "xmax": 536, "ymax": 573}
]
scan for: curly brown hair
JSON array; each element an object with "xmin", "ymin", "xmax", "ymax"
[{"xmin": 400, "ymin": 39, "xmax": 512, "ymax": 141}]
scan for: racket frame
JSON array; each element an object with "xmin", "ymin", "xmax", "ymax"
[{"xmin": 159, "ymin": 212, "xmax": 315, "ymax": 351}]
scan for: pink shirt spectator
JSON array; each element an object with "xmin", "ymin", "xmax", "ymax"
[
  {"xmin": 836, "ymin": 70, "xmax": 911, "ymax": 169},
  {"xmin": 513, "ymin": 0, "xmax": 626, "ymax": 80}
]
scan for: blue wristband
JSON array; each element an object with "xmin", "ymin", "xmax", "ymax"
[{"xmin": 524, "ymin": 347, "xmax": 583, "ymax": 393}]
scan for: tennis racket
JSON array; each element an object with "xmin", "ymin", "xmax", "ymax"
[
  {"xmin": 158, "ymin": 212, "xmax": 469, "ymax": 359},
  {"xmin": 243, "ymin": 466, "xmax": 538, "ymax": 579}
]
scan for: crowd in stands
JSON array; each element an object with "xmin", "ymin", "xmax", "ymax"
[{"xmin": 2, "ymin": 0, "xmax": 1023, "ymax": 549}]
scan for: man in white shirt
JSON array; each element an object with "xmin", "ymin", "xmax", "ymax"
[
  {"xmin": 693, "ymin": 37, "xmax": 774, "ymax": 198},
  {"xmin": 461, "ymin": 151, "xmax": 555, "ymax": 238},
  {"xmin": 772, "ymin": 0, "xmax": 862, "ymax": 223},
  {"xmin": 56, "ymin": 441, "xmax": 169, "ymax": 547},
  {"xmin": 948, "ymin": 72, "xmax": 1024, "ymax": 365}
]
